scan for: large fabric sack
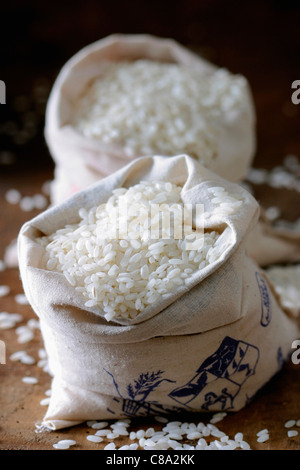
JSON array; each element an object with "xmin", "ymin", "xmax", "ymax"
[{"xmin": 18, "ymin": 155, "xmax": 299, "ymax": 430}]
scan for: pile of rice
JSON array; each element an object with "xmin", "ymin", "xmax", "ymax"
[
  {"xmin": 38, "ymin": 181, "xmax": 241, "ymax": 322},
  {"xmin": 72, "ymin": 60, "xmax": 248, "ymax": 164}
]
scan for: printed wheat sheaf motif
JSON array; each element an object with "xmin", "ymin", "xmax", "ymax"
[
  {"xmin": 104, "ymin": 368, "xmax": 182, "ymax": 417},
  {"xmin": 126, "ymin": 371, "xmax": 170, "ymax": 402}
]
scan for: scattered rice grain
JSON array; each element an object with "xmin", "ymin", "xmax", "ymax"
[
  {"xmin": 22, "ymin": 376, "xmax": 38, "ymax": 384},
  {"xmin": 86, "ymin": 435, "xmax": 103, "ymax": 443}
]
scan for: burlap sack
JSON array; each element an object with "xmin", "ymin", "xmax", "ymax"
[
  {"xmin": 18, "ymin": 155, "xmax": 299, "ymax": 430},
  {"xmin": 45, "ymin": 34, "xmax": 256, "ymax": 205}
]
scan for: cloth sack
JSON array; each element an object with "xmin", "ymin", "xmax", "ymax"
[
  {"xmin": 44, "ymin": 34, "xmax": 256, "ymax": 205},
  {"xmin": 18, "ymin": 155, "xmax": 299, "ymax": 430}
]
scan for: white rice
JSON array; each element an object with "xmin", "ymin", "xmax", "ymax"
[
  {"xmin": 264, "ymin": 206, "xmax": 281, "ymax": 222},
  {"xmin": 128, "ymin": 443, "xmax": 139, "ymax": 450},
  {"xmin": 15, "ymin": 325, "xmax": 35, "ymax": 344},
  {"xmin": 240, "ymin": 441, "xmax": 251, "ymax": 450},
  {"xmin": 38, "ymin": 181, "xmax": 241, "ymax": 322},
  {"xmin": 0, "ymin": 312, "xmax": 23, "ymax": 330},
  {"xmin": 256, "ymin": 428, "xmax": 269, "ymax": 436},
  {"xmin": 42, "ymin": 180, "xmax": 51, "ymax": 196},
  {"xmin": 40, "ymin": 398, "xmax": 51, "ymax": 406},
  {"xmin": 104, "ymin": 442, "xmax": 116, "ymax": 450},
  {"xmin": 22, "ymin": 376, "xmax": 38, "ymax": 384},
  {"xmin": 187, "ymin": 431, "xmax": 202, "ymax": 440},
  {"xmin": 20, "ymin": 354, "xmax": 35, "ymax": 365},
  {"xmin": 18, "ymin": 193, "xmax": 48, "ymax": 212},
  {"xmin": 112, "ymin": 428, "xmax": 129, "ymax": 437},
  {"xmin": 27, "ymin": 318, "xmax": 40, "ymax": 330},
  {"xmin": 86, "ymin": 420, "xmax": 98, "ymax": 427},
  {"xmin": 285, "ymin": 420, "xmax": 296, "ymax": 428},
  {"xmin": 53, "ymin": 439, "xmax": 76, "ymax": 449},
  {"xmin": 139, "ymin": 437, "xmax": 146, "ymax": 447},
  {"xmin": 32, "ymin": 193, "xmax": 48, "ymax": 210},
  {"xmin": 95, "ymin": 429, "xmax": 110, "ymax": 437},
  {"xmin": 210, "ymin": 412, "xmax": 227, "ymax": 424},
  {"xmin": 53, "ymin": 443, "xmax": 69, "ymax": 450},
  {"xmin": 0, "ymin": 319, "xmax": 15, "ymax": 330},
  {"xmin": 72, "ymin": 60, "xmax": 248, "ymax": 164},
  {"xmin": 234, "ymin": 432, "xmax": 244, "ymax": 442},
  {"xmin": 37, "ymin": 349, "xmax": 49, "ymax": 373},
  {"xmin": 106, "ymin": 432, "xmax": 119, "ymax": 439},
  {"xmin": 10, "ymin": 350, "xmax": 27, "ymax": 361},
  {"xmin": 145, "ymin": 427, "xmax": 155, "ymax": 438},
  {"xmin": 86, "ymin": 435, "xmax": 103, "ymax": 443},
  {"xmin": 257, "ymin": 434, "xmax": 269, "ymax": 443},
  {"xmin": 91, "ymin": 421, "xmax": 109, "ymax": 430},
  {"xmin": 136, "ymin": 429, "xmax": 145, "ymax": 439},
  {"xmin": 15, "ymin": 293, "xmax": 30, "ymax": 305},
  {"xmin": 266, "ymin": 265, "xmax": 300, "ymax": 315},
  {"xmin": 0, "ymin": 285, "xmax": 10, "ymax": 297},
  {"xmin": 57, "ymin": 439, "xmax": 76, "ymax": 446},
  {"xmin": 20, "ymin": 196, "xmax": 35, "ymax": 212},
  {"xmin": 5, "ymin": 189, "xmax": 21, "ymax": 205},
  {"xmin": 245, "ymin": 154, "xmax": 300, "ymax": 194},
  {"xmin": 38, "ymin": 349, "xmax": 47, "ymax": 359},
  {"xmin": 78, "ymin": 416, "xmax": 256, "ymax": 451}
]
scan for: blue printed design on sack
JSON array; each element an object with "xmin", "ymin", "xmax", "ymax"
[
  {"xmin": 104, "ymin": 369, "xmax": 184, "ymax": 417},
  {"xmin": 255, "ymin": 272, "xmax": 272, "ymax": 326},
  {"xmin": 168, "ymin": 336, "xmax": 260, "ymax": 411},
  {"xmin": 277, "ymin": 347, "xmax": 285, "ymax": 369}
]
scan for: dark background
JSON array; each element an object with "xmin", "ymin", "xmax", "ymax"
[{"xmin": 0, "ymin": 0, "xmax": 299, "ymax": 172}]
